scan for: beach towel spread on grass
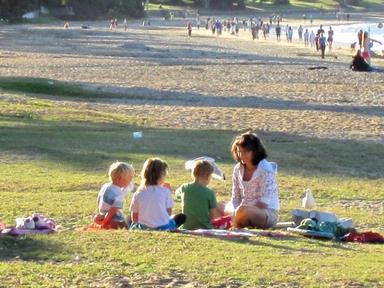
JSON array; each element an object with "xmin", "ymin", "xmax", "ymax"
[
  {"xmin": 176, "ymin": 229, "xmax": 288, "ymax": 240},
  {"xmin": 1, "ymin": 213, "xmax": 56, "ymax": 236},
  {"xmin": 78, "ymin": 222, "xmax": 117, "ymax": 231}
]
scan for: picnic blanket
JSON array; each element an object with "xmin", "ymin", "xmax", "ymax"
[{"xmin": 176, "ymin": 229, "xmax": 288, "ymax": 240}]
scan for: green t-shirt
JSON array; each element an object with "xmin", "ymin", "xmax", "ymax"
[{"xmin": 177, "ymin": 182, "xmax": 218, "ymax": 230}]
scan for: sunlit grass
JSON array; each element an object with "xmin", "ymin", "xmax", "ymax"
[{"xmin": 0, "ymin": 86, "xmax": 383, "ymax": 286}]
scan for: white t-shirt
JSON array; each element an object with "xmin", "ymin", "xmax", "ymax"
[
  {"xmin": 97, "ymin": 183, "xmax": 126, "ymax": 221},
  {"xmin": 130, "ymin": 185, "xmax": 174, "ymax": 228}
]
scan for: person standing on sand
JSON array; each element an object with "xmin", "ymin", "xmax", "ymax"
[
  {"xmin": 124, "ymin": 18, "xmax": 127, "ymax": 32},
  {"xmin": 357, "ymin": 29, "xmax": 363, "ymax": 49},
  {"xmin": 298, "ymin": 25, "xmax": 303, "ymax": 40},
  {"xmin": 187, "ymin": 23, "xmax": 192, "ymax": 37},
  {"xmin": 287, "ymin": 26, "xmax": 293, "ymax": 43},
  {"xmin": 304, "ymin": 29, "xmax": 309, "ymax": 47},
  {"xmin": 327, "ymin": 26, "xmax": 334, "ymax": 51},
  {"xmin": 309, "ymin": 30, "xmax": 315, "ymax": 48},
  {"xmin": 275, "ymin": 24, "xmax": 281, "ymax": 41},
  {"xmin": 318, "ymin": 32, "xmax": 327, "ymax": 59}
]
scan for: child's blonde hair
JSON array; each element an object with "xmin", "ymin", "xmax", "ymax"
[
  {"xmin": 141, "ymin": 158, "xmax": 168, "ymax": 186},
  {"xmin": 192, "ymin": 160, "xmax": 214, "ymax": 179},
  {"xmin": 108, "ymin": 161, "xmax": 134, "ymax": 182}
]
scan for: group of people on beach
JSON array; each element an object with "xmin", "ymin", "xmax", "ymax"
[
  {"xmin": 109, "ymin": 18, "xmax": 128, "ymax": 31},
  {"xmin": 95, "ymin": 132, "xmax": 279, "ymax": 231},
  {"xmin": 188, "ymin": 15, "xmax": 338, "ymax": 59}
]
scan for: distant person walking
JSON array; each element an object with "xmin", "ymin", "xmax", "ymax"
[
  {"xmin": 187, "ymin": 23, "xmax": 192, "ymax": 37},
  {"xmin": 304, "ymin": 29, "xmax": 309, "ymax": 47},
  {"xmin": 275, "ymin": 24, "xmax": 281, "ymax": 41},
  {"xmin": 287, "ymin": 26, "xmax": 293, "ymax": 43},
  {"xmin": 318, "ymin": 32, "xmax": 327, "ymax": 59},
  {"xmin": 298, "ymin": 25, "xmax": 303, "ymax": 40},
  {"xmin": 309, "ymin": 30, "xmax": 315, "ymax": 48},
  {"xmin": 327, "ymin": 26, "xmax": 334, "ymax": 50}
]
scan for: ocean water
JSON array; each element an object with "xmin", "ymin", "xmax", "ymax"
[{"xmin": 308, "ymin": 22, "xmax": 384, "ymax": 52}]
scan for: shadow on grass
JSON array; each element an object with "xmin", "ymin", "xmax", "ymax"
[
  {"xmin": 0, "ymin": 236, "xmax": 68, "ymax": 261},
  {"xmin": 178, "ymin": 231, "xmax": 354, "ymax": 252},
  {"xmin": 0, "ymin": 116, "xmax": 383, "ymax": 179},
  {"xmin": 1, "ymin": 77, "xmax": 383, "ymax": 118}
]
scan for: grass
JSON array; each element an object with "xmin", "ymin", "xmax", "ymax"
[
  {"xmin": 0, "ymin": 82, "xmax": 383, "ymax": 286},
  {"xmin": 0, "ymin": 77, "xmax": 139, "ymax": 100}
]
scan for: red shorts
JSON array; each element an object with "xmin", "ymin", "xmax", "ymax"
[
  {"xmin": 212, "ymin": 215, "xmax": 232, "ymax": 229},
  {"xmin": 362, "ymin": 51, "xmax": 370, "ymax": 59}
]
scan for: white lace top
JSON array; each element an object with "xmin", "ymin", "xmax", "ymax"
[{"xmin": 230, "ymin": 159, "xmax": 280, "ymax": 211}]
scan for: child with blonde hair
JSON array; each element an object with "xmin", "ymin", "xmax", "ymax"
[
  {"xmin": 176, "ymin": 160, "xmax": 225, "ymax": 229},
  {"xmin": 130, "ymin": 158, "xmax": 186, "ymax": 230},
  {"xmin": 94, "ymin": 161, "xmax": 134, "ymax": 229}
]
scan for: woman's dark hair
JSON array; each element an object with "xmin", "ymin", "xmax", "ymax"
[
  {"xmin": 141, "ymin": 158, "xmax": 168, "ymax": 186},
  {"xmin": 231, "ymin": 132, "xmax": 267, "ymax": 165}
]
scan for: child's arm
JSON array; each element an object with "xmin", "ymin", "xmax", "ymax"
[
  {"xmin": 370, "ymin": 38, "xmax": 382, "ymax": 45},
  {"xmin": 131, "ymin": 212, "xmax": 139, "ymax": 223},
  {"xmin": 101, "ymin": 207, "xmax": 118, "ymax": 228},
  {"xmin": 175, "ymin": 185, "xmax": 183, "ymax": 199},
  {"xmin": 209, "ymin": 208, "xmax": 223, "ymax": 220}
]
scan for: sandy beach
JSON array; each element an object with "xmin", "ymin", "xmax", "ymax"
[{"xmin": 0, "ymin": 13, "xmax": 383, "ymax": 142}]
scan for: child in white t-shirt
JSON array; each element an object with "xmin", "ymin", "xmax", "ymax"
[{"xmin": 129, "ymin": 158, "xmax": 186, "ymax": 230}]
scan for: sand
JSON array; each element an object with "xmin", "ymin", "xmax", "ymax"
[{"xmin": 0, "ymin": 14, "xmax": 383, "ymax": 143}]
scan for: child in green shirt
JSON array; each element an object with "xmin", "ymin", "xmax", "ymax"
[{"xmin": 176, "ymin": 160, "xmax": 223, "ymax": 230}]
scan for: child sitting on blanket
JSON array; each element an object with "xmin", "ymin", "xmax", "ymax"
[
  {"xmin": 94, "ymin": 161, "xmax": 134, "ymax": 229},
  {"xmin": 176, "ymin": 160, "xmax": 228, "ymax": 230},
  {"xmin": 129, "ymin": 158, "xmax": 186, "ymax": 230}
]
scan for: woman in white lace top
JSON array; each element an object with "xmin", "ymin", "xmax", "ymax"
[{"xmin": 228, "ymin": 132, "xmax": 279, "ymax": 229}]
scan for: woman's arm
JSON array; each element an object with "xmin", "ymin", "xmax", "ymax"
[
  {"xmin": 370, "ymin": 38, "xmax": 382, "ymax": 45},
  {"xmin": 230, "ymin": 166, "xmax": 242, "ymax": 209},
  {"xmin": 257, "ymin": 169, "xmax": 278, "ymax": 208}
]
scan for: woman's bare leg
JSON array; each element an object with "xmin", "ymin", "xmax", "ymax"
[{"xmin": 233, "ymin": 206, "xmax": 267, "ymax": 228}]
